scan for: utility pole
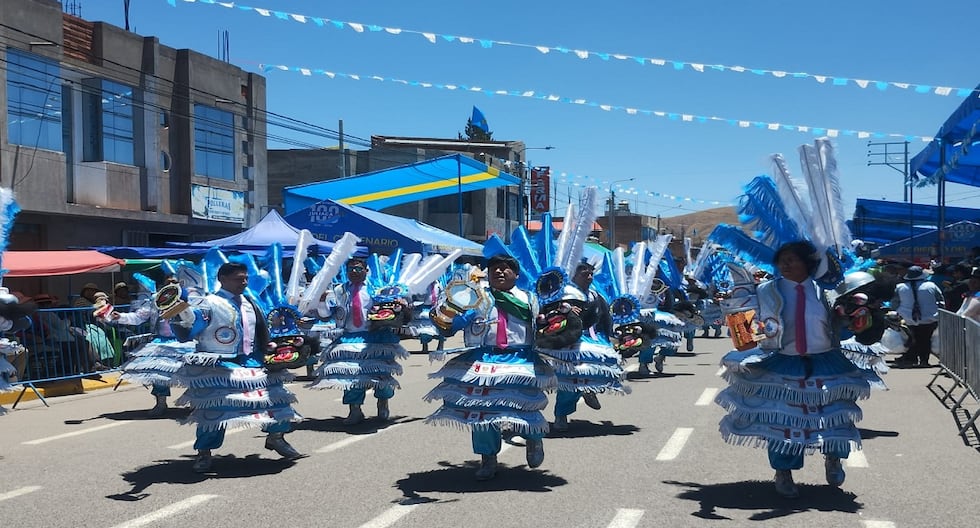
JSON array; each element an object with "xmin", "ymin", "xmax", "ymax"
[{"xmin": 867, "ymin": 140, "xmax": 914, "ymax": 246}]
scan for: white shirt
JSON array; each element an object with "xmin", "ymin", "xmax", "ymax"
[
  {"xmin": 777, "ymin": 278, "xmax": 833, "ymax": 355},
  {"xmin": 893, "ymin": 280, "xmax": 944, "ymax": 325}
]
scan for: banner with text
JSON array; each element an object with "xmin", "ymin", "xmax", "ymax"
[{"xmin": 529, "ymin": 166, "xmax": 551, "ymax": 220}]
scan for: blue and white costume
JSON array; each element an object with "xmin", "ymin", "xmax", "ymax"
[{"xmin": 173, "ymin": 289, "xmax": 300, "ymax": 447}]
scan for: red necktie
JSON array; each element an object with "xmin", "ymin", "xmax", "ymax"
[
  {"xmin": 496, "ymin": 310, "xmax": 508, "ymax": 349},
  {"xmin": 351, "ymin": 283, "xmax": 363, "ymax": 327},
  {"xmin": 795, "ymin": 283, "xmax": 807, "ymax": 355}
]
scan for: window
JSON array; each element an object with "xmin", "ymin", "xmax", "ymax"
[
  {"xmin": 83, "ymin": 79, "xmax": 135, "ymax": 164},
  {"xmin": 429, "ymin": 192, "xmax": 472, "ymax": 214},
  {"xmin": 194, "ymin": 103, "xmax": 235, "ymax": 180},
  {"xmin": 6, "ymin": 48, "xmax": 63, "ymax": 151}
]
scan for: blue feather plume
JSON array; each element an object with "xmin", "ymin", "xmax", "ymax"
[
  {"xmin": 737, "ymin": 175, "xmax": 802, "ymax": 250},
  {"xmin": 707, "ymin": 224, "xmax": 776, "ymax": 274}
]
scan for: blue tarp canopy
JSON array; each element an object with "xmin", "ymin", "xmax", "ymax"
[
  {"xmin": 163, "ymin": 209, "xmax": 365, "ymax": 256},
  {"xmin": 282, "ymin": 153, "xmax": 521, "ymax": 214},
  {"xmin": 285, "ymin": 199, "xmax": 484, "ymax": 256},
  {"xmin": 911, "ymin": 83, "xmax": 980, "ymax": 187},
  {"xmin": 90, "ymin": 246, "xmax": 210, "ymax": 259},
  {"xmin": 850, "ymin": 198, "xmax": 980, "ymax": 244},
  {"xmin": 876, "ymin": 221, "xmax": 980, "ymax": 262}
]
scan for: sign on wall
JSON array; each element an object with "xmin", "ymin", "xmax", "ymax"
[
  {"xmin": 529, "ymin": 166, "xmax": 550, "ymax": 220},
  {"xmin": 191, "ymin": 184, "xmax": 245, "ymax": 223}
]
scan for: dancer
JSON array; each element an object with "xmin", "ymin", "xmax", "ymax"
[
  {"xmin": 101, "ymin": 274, "xmax": 191, "ymax": 417},
  {"xmin": 172, "ymin": 262, "xmax": 303, "ymax": 473},
  {"xmin": 712, "ymin": 140, "xmax": 883, "ymax": 498},
  {"xmin": 425, "ymin": 253, "xmax": 555, "ymax": 481},
  {"xmin": 542, "ymin": 260, "xmax": 629, "ymax": 432},
  {"xmin": 309, "ymin": 243, "xmax": 460, "ymax": 425}
]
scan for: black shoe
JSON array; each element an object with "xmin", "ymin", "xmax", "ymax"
[{"xmin": 265, "ymin": 433, "xmax": 303, "ymax": 460}]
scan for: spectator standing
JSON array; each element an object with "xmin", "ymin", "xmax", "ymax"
[
  {"xmin": 73, "ymin": 283, "xmax": 101, "ymax": 308},
  {"xmin": 955, "ymin": 268, "xmax": 980, "ymax": 323},
  {"xmin": 891, "ymin": 266, "xmax": 945, "ymax": 367},
  {"xmin": 113, "ymin": 282, "xmax": 131, "ymax": 306},
  {"xmin": 941, "ymin": 264, "xmax": 971, "ymax": 313}
]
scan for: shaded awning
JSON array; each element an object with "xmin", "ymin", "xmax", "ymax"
[
  {"xmin": 1, "ymin": 250, "xmax": 125, "ymax": 277},
  {"xmin": 285, "ymin": 199, "xmax": 484, "ymax": 256},
  {"xmin": 911, "ymin": 83, "xmax": 980, "ymax": 186},
  {"xmin": 282, "ymin": 154, "xmax": 520, "ymax": 213}
]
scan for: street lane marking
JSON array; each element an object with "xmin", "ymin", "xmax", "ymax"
[
  {"xmin": 316, "ymin": 423, "xmax": 404, "ymax": 453},
  {"xmin": 167, "ymin": 428, "xmax": 245, "ymax": 450},
  {"xmin": 846, "ymin": 441, "xmax": 868, "ymax": 468},
  {"xmin": 607, "ymin": 508, "xmax": 645, "ymax": 528},
  {"xmin": 23, "ymin": 422, "xmax": 128, "ymax": 445},
  {"xmin": 357, "ymin": 504, "xmax": 419, "ymax": 528},
  {"xmin": 861, "ymin": 521, "xmax": 896, "ymax": 528},
  {"xmin": 0, "ymin": 486, "xmax": 42, "ymax": 502},
  {"xmin": 108, "ymin": 494, "xmax": 218, "ymax": 528},
  {"xmin": 656, "ymin": 427, "xmax": 693, "ymax": 461},
  {"xmin": 695, "ymin": 388, "xmax": 719, "ymax": 406}
]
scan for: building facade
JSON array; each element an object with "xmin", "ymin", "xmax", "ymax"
[
  {"xmin": 0, "ymin": 0, "xmax": 267, "ymax": 265},
  {"xmin": 268, "ymin": 136, "xmax": 527, "ymax": 245}
]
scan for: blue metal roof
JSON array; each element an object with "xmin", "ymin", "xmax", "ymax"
[{"xmin": 282, "ymin": 153, "xmax": 520, "ymax": 213}]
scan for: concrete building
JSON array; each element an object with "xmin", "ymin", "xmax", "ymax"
[
  {"xmin": 0, "ymin": 0, "xmax": 267, "ymax": 268},
  {"xmin": 268, "ymin": 136, "xmax": 529, "ymax": 245}
]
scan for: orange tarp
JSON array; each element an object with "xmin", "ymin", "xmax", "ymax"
[{"xmin": 1, "ymin": 251, "xmax": 125, "ymax": 277}]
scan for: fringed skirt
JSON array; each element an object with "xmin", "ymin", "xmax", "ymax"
[
  {"xmin": 173, "ymin": 354, "xmax": 301, "ymax": 432},
  {"xmin": 715, "ymin": 348, "xmax": 885, "ymax": 455},
  {"xmin": 424, "ymin": 345, "xmax": 556, "ymax": 436},
  {"xmin": 0, "ymin": 351, "xmax": 15, "ymax": 415},
  {"xmin": 700, "ymin": 301, "xmax": 724, "ymax": 328},
  {"xmin": 840, "ymin": 337, "xmax": 891, "ymax": 376},
  {"xmin": 538, "ymin": 334, "xmax": 631, "ymax": 395},
  {"xmin": 651, "ymin": 310, "xmax": 685, "ymax": 353},
  {"xmin": 120, "ymin": 337, "xmax": 197, "ymax": 387},
  {"xmin": 308, "ymin": 330, "xmax": 409, "ymax": 392}
]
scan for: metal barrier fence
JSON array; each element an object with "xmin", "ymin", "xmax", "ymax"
[
  {"xmin": 929, "ymin": 309, "xmax": 980, "ymax": 436},
  {"xmin": 8, "ymin": 304, "xmax": 151, "ymax": 407}
]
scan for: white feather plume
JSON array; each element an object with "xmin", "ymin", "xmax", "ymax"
[
  {"xmin": 285, "ymin": 229, "xmax": 313, "ymax": 306},
  {"xmin": 554, "ymin": 202, "xmax": 575, "ymax": 271},
  {"xmin": 612, "ymin": 247, "xmax": 628, "ymax": 295},
  {"xmin": 628, "ymin": 241, "xmax": 647, "ymax": 296},
  {"xmin": 635, "ymin": 234, "xmax": 672, "ymax": 299},
  {"xmin": 815, "ymin": 138, "xmax": 853, "ymax": 256},
  {"xmin": 398, "ymin": 253, "xmax": 423, "ymax": 286},
  {"xmin": 770, "ymin": 153, "xmax": 812, "ymax": 242},
  {"xmin": 298, "ymin": 232, "xmax": 360, "ymax": 315},
  {"xmin": 557, "ymin": 186, "xmax": 599, "ymax": 277},
  {"xmin": 798, "ymin": 143, "xmax": 834, "ymax": 249},
  {"xmin": 402, "ymin": 250, "xmax": 462, "ymax": 296}
]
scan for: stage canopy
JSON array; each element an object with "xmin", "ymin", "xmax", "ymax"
[
  {"xmin": 850, "ymin": 198, "xmax": 980, "ymax": 244},
  {"xmin": 282, "ymin": 154, "xmax": 521, "ymax": 214},
  {"xmin": 285, "ymin": 199, "xmax": 484, "ymax": 256},
  {"xmin": 1, "ymin": 250, "xmax": 125, "ymax": 277},
  {"xmin": 876, "ymin": 221, "xmax": 980, "ymax": 263},
  {"xmin": 911, "ymin": 83, "xmax": 980, "ymax": 187},
  {"xmin": 162, "ymin": 209, "xmax": 365, "ymax": 256}
]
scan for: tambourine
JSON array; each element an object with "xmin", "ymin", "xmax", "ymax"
[
  {"xmin": 154, "ymin": 283, "xmax": 189, "ymax": 319},
  {"xmin": 429, "ymin": 279, "xmax": 492, "ymax": 331}
]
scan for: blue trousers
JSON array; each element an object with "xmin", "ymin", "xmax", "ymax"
[
  {"xmin": 768, "ymin": 444, "xmax": 850, "ymax": 470},
  {"xmin": 343, "ymin": 385, "xmax": 395, "ymax": 405},
  {"xmin": 150, "ymin": 384, "xmax": 170, "ymax": 397},
  {"xmin": 194, "ymin": 421, "xmax": 290, "ymax": 451},
  {"xmin": 472, "ymin": 427, "xmax": 544, "ymax": 456},
  {"xmin": 555, "ymin": 390, "xmax": 580, "ymax": 418},
  {"xmin": 638, "ymin": 347, "xmax": 661, "ymax": 365}
]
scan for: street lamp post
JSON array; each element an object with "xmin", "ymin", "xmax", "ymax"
[
  {"xmin": 514, "ymin": 145, "xmax": 555, "ymax": 228},
  {"xmin": 607, "ymin": 177, "xmax": 634, "ymax": 250}
]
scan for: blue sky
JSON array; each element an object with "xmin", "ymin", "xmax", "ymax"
[{"xmin": 80, "ymin": 0, "xmax": 980, "ymax": 218}]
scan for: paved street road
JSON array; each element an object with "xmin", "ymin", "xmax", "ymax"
[{"xmin": 2, "ymin": 335, "xmax": 978, "ymax": 528}]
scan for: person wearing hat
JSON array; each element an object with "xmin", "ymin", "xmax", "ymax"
[
  {"xmin": 73, "ymin": 283, "xmax": 102, "ymax": 308},
  {"xmin": 113, "ymin": 282, "xmax": 132, "ymax": 306},
  {"xmin": 891, "ymin": 265, "xmax": 945, "ymax": 367},
  {"xmin": 941, "ymin": 264, "xmax": 972, "ymax": 313},
  {"xmin": 955, "ymin": 268, "xmax": 980, "ymax": 323}
]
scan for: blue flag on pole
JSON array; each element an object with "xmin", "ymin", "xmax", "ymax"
[{"xmin": 471, "ymin": 106, "xmax": 489, "ymax": 133}]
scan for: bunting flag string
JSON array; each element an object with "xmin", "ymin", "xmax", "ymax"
[
  {"xmin": 167, "ymin": 0, "xmax": 972, "ymax": 98},
  {"xmin": 257, "ymin": 61, "xmax": 935, "ymax": 143},
  {"xmin": 496, "ymin": 159, "xmax": 733, "ymax": 207}
]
